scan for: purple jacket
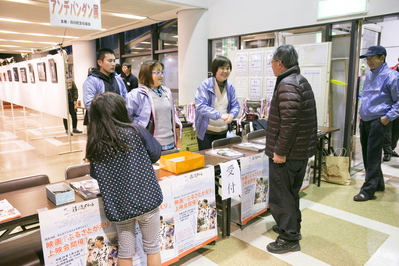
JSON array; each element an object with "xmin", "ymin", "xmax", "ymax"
[
  {"xmin": 195, "ymin": 77, "xmax": 240, "ymax": 140},
  {"xmin": 125, "ymin": 85, "xmax": 180, "ymax": 144}
]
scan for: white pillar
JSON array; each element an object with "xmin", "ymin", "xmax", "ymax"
[
  {"xmin": 177, "ymin": 9, "xmax": 208, "ymax": 105},
  {"xmin": 71, "ymin": 40, "xmax": 96, "ymax": 103}
]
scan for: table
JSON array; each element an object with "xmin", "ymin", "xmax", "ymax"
[
  {"xmin": 313, "ymin": 126, "xmax": 340, "ymax": 187},
  {"xmin": 0, "ymin": 153, "xmax": 228, "ymax": 243}
]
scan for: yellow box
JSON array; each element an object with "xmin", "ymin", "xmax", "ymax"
[{"xmin": 159, "ymin": 151, "xmax": 204, "ymax": 174}]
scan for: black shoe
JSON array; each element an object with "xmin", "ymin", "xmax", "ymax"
[
  {"xmin": 267, "ymin": 237, "xmax": 300, "ymax": 254},
  {"xmin": 383, "ymin": 154, "xmax": 391, "ymax": 162},
  {"xmin": 272, "ymin": 225, "xmax": 302, "ymax": 240},
  {"xmin": 392, "ymin": 151, "xmax": 399, "ymax": 157},
  {"xmin": 353, "ymin": 193, "xmax": 376, "ymax": 201},
  {"xmin": 65, "ymin": 130, "xmax": 73, "ymax": 136},
  {"xmin": 72, "ymin": 128, "xmax": 82, "ymax": 134}
]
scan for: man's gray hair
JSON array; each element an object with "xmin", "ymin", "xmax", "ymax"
[{"xmin": 272, "ymin": 44, "xmax": 298, "ymax": 69}]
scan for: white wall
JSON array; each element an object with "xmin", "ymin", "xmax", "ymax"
[{"xmin": 206, "ymin": 0, "xmax": 399, "ymax": 40}]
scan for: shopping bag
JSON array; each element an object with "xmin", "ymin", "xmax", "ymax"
[{"xmin": 321, "ymin": 148, "xmax": 350, "ymax": 185}]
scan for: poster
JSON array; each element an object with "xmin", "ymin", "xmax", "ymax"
[
  {"xmin": 249, "ymin": 77, "xmax": 262, "ymax": 100},
  {"xmin": 236, "ymin": 53, "xmax": 248, "ymax": 76},
  {"xmin": 265, "ymin": 77, "xmax": 276, "ymax": 100},
  {"xmin": 39, "ymin": 199, "xmax": 146, "ymax": 266},
  {"xmin": 239, "ymin": 153, "xmax": 269, "ymax": 224},
  {"xmin": 158, "ymin": 178, "xmax": 178, "ymax": 265},
  {"xmin": 171, "ymin": 166, "xmax": 218, "ymax": 258},
  {"xmin": 235, "ymin": 77, "xmax": 248, "ymax": 98},
  {"xmin": 250, "ymin": 52, "xmax": 263, "ymax": 75}
]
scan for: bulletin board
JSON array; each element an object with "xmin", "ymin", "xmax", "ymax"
[
  {"xmin": 0, "ymin": 54, "xmax": 67, "ymax": 118},
  {"xmin": 228, "ymin": 42, "xmax": 332, "ymax": 127}
]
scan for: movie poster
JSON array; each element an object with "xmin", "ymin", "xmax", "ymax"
[
  {"xmin": 158, "ymin": 177, "xmax": 178, "ymax": 265},
  {"xmin": 39, "ymin": 198, "xmax": 146, "ymax": 266},
  {"xmin": 170, "ymin": 166, "xmax": 218, "ymax": 258},
  {"xmin": 239, "ymin": 152, "xmax": 269, "ymax": 224}
]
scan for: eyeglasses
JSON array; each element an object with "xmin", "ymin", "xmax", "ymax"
[{"xmin": 152, "ymin": 70, "xmax": 165, "ymax": 76}]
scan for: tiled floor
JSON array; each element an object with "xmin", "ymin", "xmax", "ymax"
[{"xmin": 1, "ymin": 107, "xmax": 399, "ymax": 265}]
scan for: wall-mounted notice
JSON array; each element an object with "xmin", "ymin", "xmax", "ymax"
[
  {"xmin": 264, "ymin": 78, "xmax": 276, "ymax": 100},
  {"xmin": 249, "ymin": 77, "xmax": 262, "ymax": 100},
  {"xmin": 299, "ymin": 43, "xmax": 329, "ymax": 66},
  {"xmin": 250, "ymin": 52, "xmax": 263, "ymax": 76},
  {"xmin": 302, "ymin": 68, "xmax": 322, "ymax": 99},
  {"xmin": 265, "ymin": 52, "xmax": 274, "ymax": 75},
  {"xmin": 236, "ymin": 53, "xmax": 248, "ymax": 76},
  {"xmin": 235, "ymin": 77, "xmax": 248, "ymax": 98}
]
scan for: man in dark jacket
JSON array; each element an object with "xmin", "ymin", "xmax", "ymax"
[
  {"xmin": 121, "ymin": 62, "xmax": 138, "ymax": 92},
  {"xmin": 265, "ymin": 44, "xmax": 317, "ymax": 254}
]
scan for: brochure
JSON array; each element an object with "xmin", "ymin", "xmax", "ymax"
[
  {"xmin": 69, "ymin": 179, "xmax": 101, "ymax": 200},
  {"xmin": 205, "ymin": 148, "xmax": 244, "ymax": 159},
  {"xmin": 0, "ymin": 199, "xmax": 21, "ymax": 223},
  {"xmin": 233, "ymin": 142, "xmax": 265, "ymax": 152}
]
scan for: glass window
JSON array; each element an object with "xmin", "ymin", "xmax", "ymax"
[
  {"xmin": 211, "ymin": 37, "xmax": 238, "ymax": 58},
  {"xmin": 159, "ymin": 53, "xmax": 178, "ymax": 88},
  {"xmin": 98, "ymin": 34, "xmax": 119, "ymax": 56},
  {"xmin": 159, "ymin": 20, "xmax": 178, "ymax": 50},
  {"xmin": 123, "ymin": 55, "xmax": 152, "ymax": 79}
]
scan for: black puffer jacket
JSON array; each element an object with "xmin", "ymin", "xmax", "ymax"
[{"xmin": 265, "ymin": 65, "xmax": 317, "ymax": 160}]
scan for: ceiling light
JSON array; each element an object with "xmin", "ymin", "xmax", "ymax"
[
  {"xmin": 0, "ymin": 45, "xmax": 20, "ymax": 47},
  {"xmin": 111, "ymin": 13, "xmax": 146, "ymax": 20},
  {"xmin": 0, "ymin": 30, "xmax": 78, "ymax": 39},
  {"xmin": 0, "ymin": 17, "xmax": 51, "ymax": 26}
]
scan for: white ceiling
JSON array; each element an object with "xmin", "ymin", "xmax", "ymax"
[{"xmin": 0, "ymin": 0, "xmax": 201, "ymax": 56}]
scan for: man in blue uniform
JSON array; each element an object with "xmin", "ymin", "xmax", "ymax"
[{"xmin": 355, "ymin": 45, "xmax": 399, "ymax": 201}]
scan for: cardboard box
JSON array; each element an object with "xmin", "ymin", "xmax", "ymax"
[
  {"xmin": 159, "ymin": 151, "xmax": 204, "ymax": 174},
  {"xmin": 46, "ymin": 183, "xmax": 75, "ymax": 206}
]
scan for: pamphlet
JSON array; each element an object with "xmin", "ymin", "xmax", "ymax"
[
  {"xmin": 233, "ymin": 142, "xmax": 265, "ymax": 152},
  {"xmin": 205, "ymin": 148, "xmax": 244, "ymax": 159},
  {"xmin": 252, "ymin": 138, "xmax": 266, "ymax": 145},
  {"xmin": 0, "ymin": 199, "xmax": 21, "ymax": 223},
  {"xmin": 69, "ymin": 179, "xmax": 101, "ymax": 200}
]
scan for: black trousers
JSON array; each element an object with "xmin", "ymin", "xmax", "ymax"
[
  {"xmin": 63, "ymin": 100, "xmax": 78, "ymax": 130},
  {"xmin": 383, "ymin": 118, "xmax": 399, "ymax": 154},
  {"xmin": 197, "ymin": 132, "xmax": 227, "ymax": 151},
  {"xmin": 359, "ymin": 119, "xmax": 386, "ymax": 197},
  {"xmin": 268, "ymin": 158, "xmax": 307, "ymax": 242}
]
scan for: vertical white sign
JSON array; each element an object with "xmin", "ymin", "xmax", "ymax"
[{"xmin": 220, "ymin": 159, "xmax": 242, "ymax": 200}]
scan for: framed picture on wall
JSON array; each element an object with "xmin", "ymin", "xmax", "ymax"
[
  {"xmin": 37, "ymin": 62, "xmax": 46, "ymax": 82},
  {"xmin": 49, "ymin": 58, "xmax": 58, "ymax": 83},
  {"xmin": 3, "ymin": 72, "xmax": 6, "ymax": 82},
  {"xmin": 0, "ymin": 73, "xmax": 2, "ymax": 82},
  {"xmin": 28, "ymin": 63, "xmax": 35, "ymax": 83},
  {"xmin": 13, "ymin": 67, "xmax": 19, "ymax": 82},
  {"xmin": 7, "ymin": 70, "xmax": 12, "ymax": 81},
  {"xmin": 20, "ymin": 67, "xmax": 27, "ymax": 83}
]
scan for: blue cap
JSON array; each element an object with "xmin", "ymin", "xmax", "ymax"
[{"xmin": 360, "ymin": 45, "xmax": 387, "ymax": 58}]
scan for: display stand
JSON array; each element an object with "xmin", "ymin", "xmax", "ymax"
[{"xmin": 26, "ymin": 46, "xmax": 82, "ymax": 155}]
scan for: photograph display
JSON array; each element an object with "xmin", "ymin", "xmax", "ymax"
[
  {"xmin": 49, "ymin": 58, "xmax": 58, "ymax": 83},
  {"xmin": 20, "ymin": 67, "xmax": 27, "ymax": 83},
  {"xmin": 28, "ymin": 63, "xmax": 35, "ymax": 83},
  {"xmin": 13, "ymin": 67, "xmax": 19, "ymax": 82},
  {"xmin": 7, "ymin": 70, "xmax": 12, "ymax": 81},
  {"xmin": 37, "ymin": 62, "xmax": 46, "ymax": 82}
]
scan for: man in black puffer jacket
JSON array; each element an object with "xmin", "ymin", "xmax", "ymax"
[{"xmin": 265, "ymin": 44, "xmax": 317, "ymax": 254}]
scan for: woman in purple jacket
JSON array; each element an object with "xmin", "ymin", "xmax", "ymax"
[
  {"xmin": 126, "ymin": 60, "xmax": 179, "ymax": 151},
  {"xmin": 195, "ymin": 56, "xmax": 240, "ymax": 150}
]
